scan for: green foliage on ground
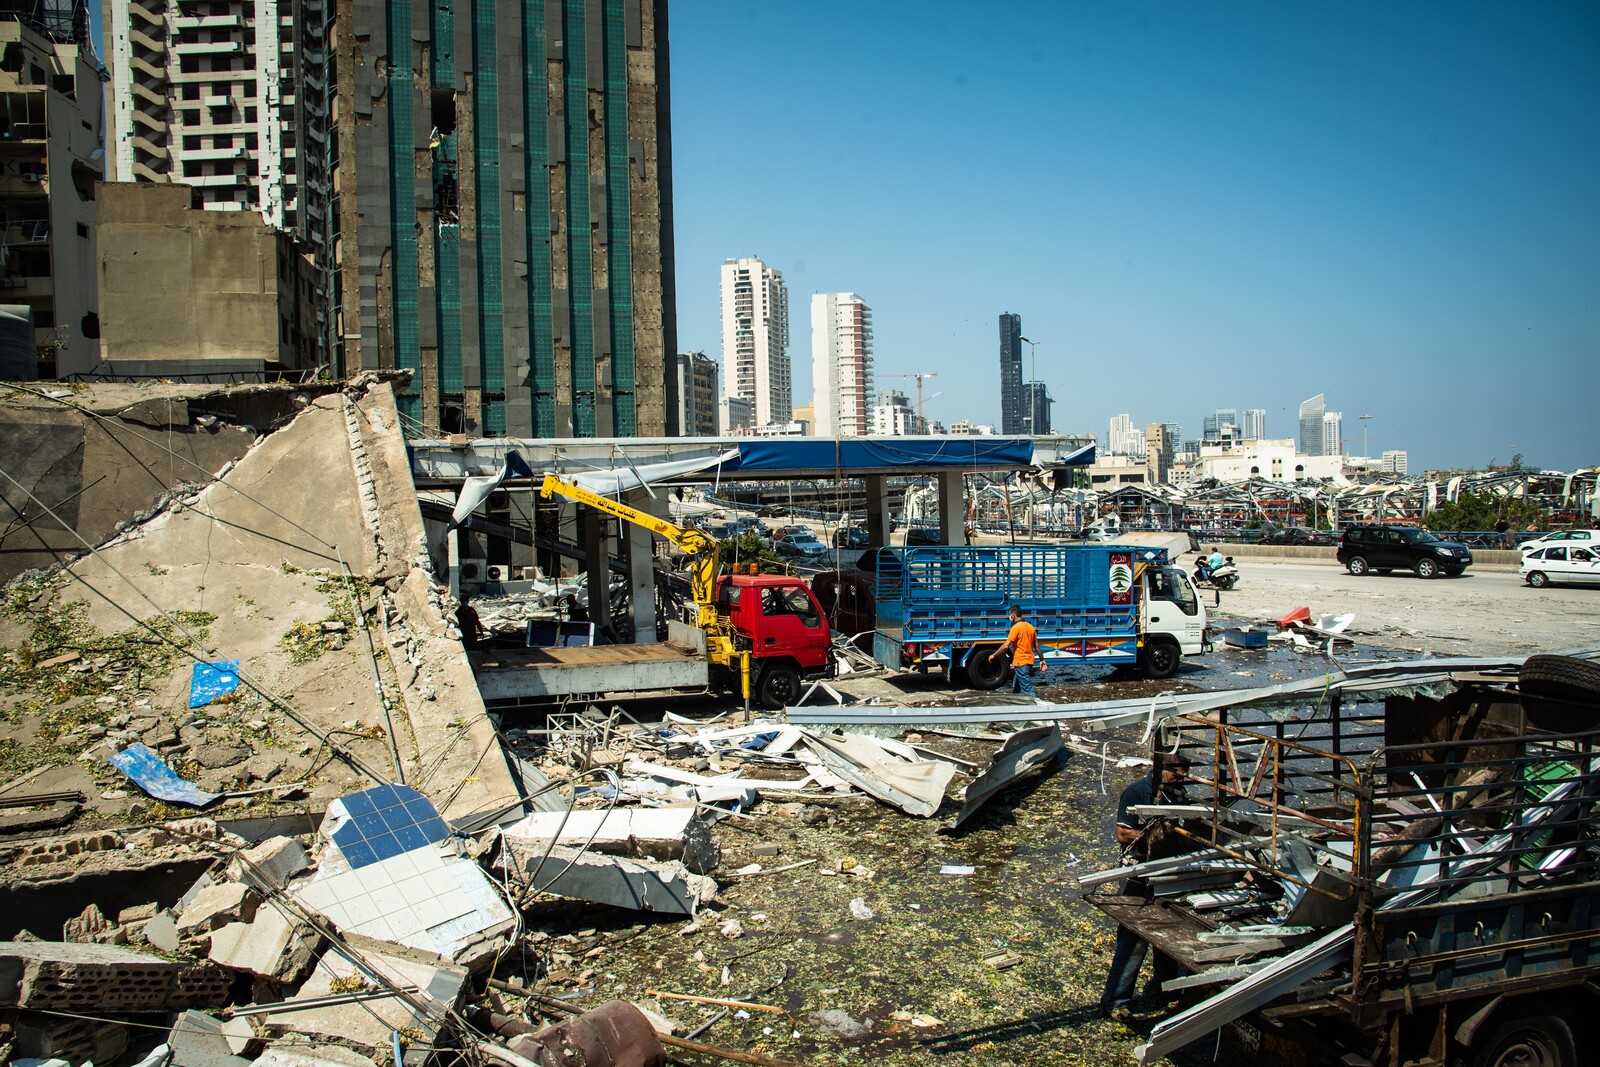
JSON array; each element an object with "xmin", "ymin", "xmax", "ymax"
[
  {"xmin": 1422, "ymin": 490, "xmax": 1548, "ymax": 533},
  {"xmin": 0, "ymin": 584, "xmax": 217, "ymax": 782}
]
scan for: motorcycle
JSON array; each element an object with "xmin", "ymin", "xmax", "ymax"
[{"xmin": 1194, "ymin": 556, "xmax": 1240, "ymax": 591}]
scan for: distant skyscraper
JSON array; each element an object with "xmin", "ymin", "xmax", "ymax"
[
  {"xmin": 873, "ymin": 389, "xmax": 918, "ymax": 435},
  {"xmin": 810, "ymin": 292, "xmax": 874, "ymax": 437},
  {"xmin": 1382, "ymin": 450, "xmax": 1409, "ymax": 475},
  {"xmin": 721, "ymin": 257, "xmax": 791, "ymax": 431},
  {"xmin": 1202, "ymin": 408, "xmax": 1238, "ymax": 443},
  {"xmin": 998, "ymin": 313, "xmax": 1023, "ymax": 434},
  {"xmin": 1298, "ymin": 394, "xmax": 1326, "ymax": 456},
  {"xmin": 675, "ymin": 352, "xmax": 719, "ymax": 437},
  {"xmin": 1022, "ymin": 382, "xmax": 1052, "ymax": 435},
  {"xmin": 1144, "ymin": 423, "xmax": 1175, "ymax": 483},
  {"xmin": 1242, "ymin": 409, "xmax": 1267, "ymax": 441},
  {"xmin": 1108, "ymin": 414, "xmax": 1138, "ymax": 455},
  {"xmin": 1322, "ymin": 411, "xmax": 1343, "ymax": 456}
]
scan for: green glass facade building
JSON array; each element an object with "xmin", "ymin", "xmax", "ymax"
[{"xmin": 338, "ymin": 0, "xmax": 677, "ymax": 437}]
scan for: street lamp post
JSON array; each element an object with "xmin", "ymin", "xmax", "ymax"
[
  {"xmin": 1019, "ymin": 336, "xmax": 1038, "ymax": 434},
  {"xmin": 1360, "ymin": 413, "xmax": 1373, "ymax": 466}
]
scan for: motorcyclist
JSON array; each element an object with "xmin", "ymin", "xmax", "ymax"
[{"xmin": 1207, "ymin": 546, "xmax": 1226, "ymax": 571}]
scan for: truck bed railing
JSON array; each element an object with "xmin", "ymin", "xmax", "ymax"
[{"xmin": 1159, "ymin": 691, "xmax": 1600, "ymax": 913}]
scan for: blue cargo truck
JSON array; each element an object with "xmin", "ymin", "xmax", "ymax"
[{"xmin": 869, "ymin": 544, "xmax": 1209, "ymax": 687}]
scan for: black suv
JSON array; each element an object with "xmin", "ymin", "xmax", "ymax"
[{"xmin": 1337, "ymin": 524, "xmax": 1472, "ymax": 578}]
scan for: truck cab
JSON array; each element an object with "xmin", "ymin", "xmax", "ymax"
[
  {"xmin": 715, "ymin": 574, "xmax": 833, "ymax": 708},
  {"xmin": 1140, "ymin": 564, "xmax": 1209, "ymax": 677}
]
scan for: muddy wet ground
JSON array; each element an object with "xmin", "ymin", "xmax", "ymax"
[
  {"xmin": 510, "ymin": 727, "xmax": 1243, "ymax": 1067},
  {"xmin": 502, "ymin": 561, "xmax": 1541, "ymax": 1065}
]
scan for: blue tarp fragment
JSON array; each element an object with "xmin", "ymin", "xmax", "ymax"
[
  {"xmin": 189, "ymin": 660, "xmax": 241, "ymax": 708},
  {"xmin": 741, "ymin": 731, "xmax": 780, "ymax": 751},
  {"xmin": 108, "ymin": 743, "xmax": 221, "ymax": 807}
]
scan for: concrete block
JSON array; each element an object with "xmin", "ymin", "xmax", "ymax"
[
  {"xmin": 0, "ymin": 940, "xmax": 232, "ymax": 1011},
  {"xmin": 207, "ymin": 904, "xmax": 316, "ymax": 982},
  {"xmin": 14, "ymin": 1011, "xmax": 128, "ymax": 1063},
  {"xmin": 62, "ymin": 903, "xmax": 116, "ymax": 943},
  {"xmin": 177, "ymin": 883, "xmax": 257, "ymax": 939},
  {"xmin": 231, "ymin": 835, "xmax": 310, "ymax": 890},
  {"xmin": 252, "ymin": 1044, "xmax": 378, "ymax": 1067},
  {"xmin": 144, "ymin": 909, "xmax": 180, "ymax": 952},
  {"xmin": 118, "ymin": 903, "xmax": 159, "ymax": 925},
  {"xmin": 168, "ymin": 1010, "xmax": 252, "ymax": 1067},
  {"xmin": 258, "ymin": 945, "xmax": 466, "ymax": 1050}
]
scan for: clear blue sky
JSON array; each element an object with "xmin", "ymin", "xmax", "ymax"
[{"xmin": 668, "ymin": 2, "xmax": 1599, "ymax": 472}]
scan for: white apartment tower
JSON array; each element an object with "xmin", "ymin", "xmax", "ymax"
[
  {"xmin": 1107, "ymin": 413, "xmax": 1144, "ymax": 457},
  {"xmin": 1242, "ymin": 408, "xmax": 1266, "ymax": 441},
  {"xmin": 810, "ymin": 291, "xmax": 873, "ymax": 437},
  {"xmin": 1382, "ymin": 450, "xmax": 1409, "ymax": 475},
  {"xmin": 103, "ymin": 0, "xmax": 333, "ymax": 349},
  {"xmin": 720, "ymin": 257, "xmax": 791, "ymax": 430},
  {"xmin": 1322, "ymin": 411, "xmax": 1343, "ymax": 457}
]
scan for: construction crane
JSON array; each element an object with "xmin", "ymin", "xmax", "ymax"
[{"xmin": 880, "ymin": 371, "xmax": 939, "ymax": 429}]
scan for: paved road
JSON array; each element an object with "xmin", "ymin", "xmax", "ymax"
[{"xmin": 1208, "ymin": 557, "xmax": 1600, "ymax": 657}]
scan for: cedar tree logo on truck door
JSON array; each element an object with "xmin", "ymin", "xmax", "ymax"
[{"xmin": 1108, "ymin": 552, "xmax": 1133, "ymax": 605}]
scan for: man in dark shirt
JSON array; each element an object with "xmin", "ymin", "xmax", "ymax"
[{"xmin": 1099, "ymin": 752, "xmax": 1193, "ymax": 1020}]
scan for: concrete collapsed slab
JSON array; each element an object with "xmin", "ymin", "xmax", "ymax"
[
  {"xmin": 501, "ymin": 841, "xmax": 717, "ymax": 916},
  {"xmin": 500, "ymin": 807, "xmax": 722, "ymax": 872},
  {"xmin": 0, "ymin": 940, "xmax": 231, "ymax": 1011},
  {"xmin": 3, "ymin": 378, "xmax": 517, "ymax": 833},
  {"xmin": 291, "ymin": 785, "xmax": 516, "ymax": 970}
]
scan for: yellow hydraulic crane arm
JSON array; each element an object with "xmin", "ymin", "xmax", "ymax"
[{"xmin": 537, "ymin": 474, "xmax": 724, "ymax": 636}]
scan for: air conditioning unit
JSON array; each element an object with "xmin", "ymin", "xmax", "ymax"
[
  {"xmin": 20, "ymin": 172, "xmax": 39, "ymax": 183},
  {"xmin": 457, "ymin": 557, "xmax": 488, "ymax": 584}
]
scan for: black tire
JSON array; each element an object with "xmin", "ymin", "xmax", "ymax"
[
  {"xmin": 1217, "ymin": 574, "xmax": 1238, "ymax": 590},
  {"xmin": 1466, "ymin": 1013, "xmax": 1575, "ymax": 1067},
  {"xmin": 1416, "ymin": 557, "xmax": 1440, "ymax": 579},
  {"xmin": 1519, "ymin": 655, "xmax": 1600, "ymax": 734},
  {"xmin": 1141, "ymin": 638, "xmax": 1181, "ymax": 680},
  {"xmin": 757, "ymin": 664, "xmax": 802, "ymax": 710},
  {"xmin": 1347, "ymin": 555, "xmax": 1369, "ymax": 576},
  {"xmin": 965, "ymin": 649, "xmax": 1011, "ymax": 691},
  {"xmin": 1527, "ymin": 570, "xmax": 1549, "ymax": 588}
]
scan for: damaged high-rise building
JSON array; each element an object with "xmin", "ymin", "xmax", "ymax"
[{"xmin": 334, "ymin": 0, "xmax": 677, "ymax": 437}]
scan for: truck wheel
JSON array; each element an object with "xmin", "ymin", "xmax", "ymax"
[
  {"xmin": 1519, "ymin": 655, "xmax": 1600, "ymax": 733},
  {"xmin": 1467, "ymin": 1014, "xmax": 1575, "ymax": 1067},
  {"xmin": 1141, "ymin": 638, "xmax": 1181, "ymax": 680},
  {"xmin": 965, "ymin": 650, "xmax": 1011, "ymax": 691},
  {"xmin": 757, "ymin": 664, "xmax": 802, "ymax": 710}
]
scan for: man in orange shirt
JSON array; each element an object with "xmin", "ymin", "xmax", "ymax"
[{"xmin": 987, "ymin": 603, "xmax": 1044, "ymax": 696}]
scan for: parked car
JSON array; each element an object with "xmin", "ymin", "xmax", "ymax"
[
  {"xmin": 1518, "ymin": 529, "xmax": 1599, "ymax": 555},
  {"xmin": 772, "ymin": 525, "xmax": 809, "ymax": 541},
  {"xmin": 904, "ymin": 526, "xmax": 941, "ymax": 546},
  {"xmin": 832, "ymin": 525, "xmax": 870, "ymax": 549},
  {"xmin": 1337, "ymin": 523, "xmax": 1473, "ymax": 578},
  {"xmin": 1260, "ymin": 525, "xmax": 1334, "ymax": 546},
  {"xmin": 774, "ymin": 532, "xmax": 828, "ymax": 559},
  {"xmin": 1520, "ymin": 545, "xmax": 1600, "ymax": 587}
]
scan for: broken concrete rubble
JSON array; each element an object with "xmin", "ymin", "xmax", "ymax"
[
  {"xmin": 500, "ymin": 807, "xmax": 722, "ymax": 872},
  {"xmin": 256, "ymin": 942, "xmax": 466, "ymax": 1051}
]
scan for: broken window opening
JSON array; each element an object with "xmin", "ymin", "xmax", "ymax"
[
  {"xmin": 430, "ymin": 88, "xmax": 456, "ymax": 135},
  {"xmin": 435, "ymin": 169, "xmax": 459, "ymax": 223}
]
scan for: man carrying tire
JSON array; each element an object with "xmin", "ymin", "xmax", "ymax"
[{"xmin": 987, "ymin": 604, "xmax": 1044, "ymax": 697}]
